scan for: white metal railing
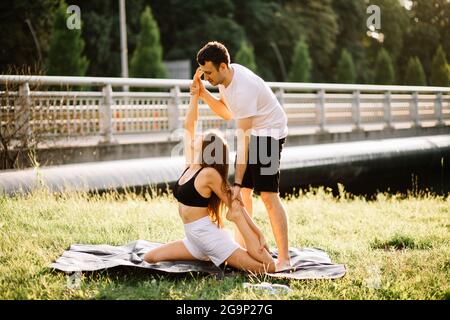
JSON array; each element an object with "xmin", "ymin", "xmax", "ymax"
[{"xmin": 1, "ymin": 75, "xmax": 449, "ymax": 143}]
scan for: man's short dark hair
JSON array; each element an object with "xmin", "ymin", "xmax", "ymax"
[{"xmin": 196, "ymin": 41, "xmax": 230, "ymax": 70}]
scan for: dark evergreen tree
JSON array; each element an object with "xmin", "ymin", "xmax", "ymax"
[
  {"xmin": 282, "ymin": 0, "xmax": 338, "ymax": 82},
  {"xmin": 430, "ymin": 45, "xmax": 449, "ymax": 87},
  {"xmin": 45, "ymin": 1, "xmax": 89, "ymax": 76},
  {"xmin": 336, "ymin": 49, "xmax": 356, "ymax": 84},
  {"xmin": 404, "ymin": 57, "xmax": 426, "ymax": 86},
  {"xmin": 0, "ymin": 0, "xmax": 56, "ymax": 73},
  {"xmin": 130, "ymin": 6, "xmax": 167, "ymax": 78},
  {"xmin": 288, "ymin": 38, "xmax": 312, "ymax": 82},
  {"xmin": 374, "ymin": 48, "xmax": 395, "ymax": 85}
]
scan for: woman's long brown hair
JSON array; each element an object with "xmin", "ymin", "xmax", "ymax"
[{"xmin": 200, "ymin": 130, "xmax": 231, "ymax": 228}]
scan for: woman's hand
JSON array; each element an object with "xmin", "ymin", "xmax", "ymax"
[
  {"xmin": 190, "ymin": 80, "xmax": 200, "ymax": 97},
  {"xmin": 257, "ymin": 232, "xmax": 270, "ymax": 253},
  {"xmin": 190, "ymin": 68, "xmax": 205, "ymax": 98}
]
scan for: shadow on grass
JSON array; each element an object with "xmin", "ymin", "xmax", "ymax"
[{"xmin": 44, "ymin": 265, "xmax": 295, "ymax": 299}]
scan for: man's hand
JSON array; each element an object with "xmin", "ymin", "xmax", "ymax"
[{"xmin": 232, "ymin": 185, "xmax": 244, "ymax": 206}]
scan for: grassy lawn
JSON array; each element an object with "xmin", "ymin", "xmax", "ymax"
[{"xmin": 0, "ymin": 187, "xmax": 449, "ymax": 300}]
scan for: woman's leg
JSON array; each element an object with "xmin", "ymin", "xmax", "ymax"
[
  {"xmin": 226, "ymin": 205, "xmax": 276, "ymax": 272},
  {"xmin": 144, "ymin": 240, "xmax": 197, "ymax": 263},
  {"xmin": 234, "ymin": 187, "xmax": 253, "ymax": 249},
  {"xmin": 225, "ymin": 248, "xmax": 275, "ymax": 274}
]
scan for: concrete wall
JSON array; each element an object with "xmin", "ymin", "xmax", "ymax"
[
  {"xmin": 2, "ymin": 135, "xmax": 449, "ymax": 197},
  {"xmin": 14, "ymin": 125, "xmax": 448, "ymax": 168}
]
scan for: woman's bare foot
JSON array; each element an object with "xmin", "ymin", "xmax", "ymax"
[{"xmin": 226, "ymin": 200, "xmax": 243, "ymax": 222}]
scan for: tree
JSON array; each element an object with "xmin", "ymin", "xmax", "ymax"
[
  {"xmin": 404, "ymin": 57, "xmax": 426, "ymax": 86},
  {"xmin": 0, "ymin": 0, "xmax": 56, "ymax": 74},
  {"xmin": 288, "ymin": 38, "xmax": 312, "ymax": 82},
  {"xmin": 365, "ymin": 0, "xmax": 409, "ymax": 84},
  {"xmin": 235, "ymin": 41, "xmax": 257, "ymax": 73},
  {"xmin": 367, "ymin": 0, "xmax": 409, "ymax": 60},
  {"xmin": 374, "ymin": 48, "xmax": 395, "ymax": 85},
  {"xmin": 130, "ymin": 6, "xmax": 167, "ymax": 78},
  {"xmin": 399, "ymin": 0, "xmax": 449, "ymax": 81},
  {"xmin": 331, "ymin": 0, "xmax": 367, "ymax": 83},
  {"xmin": 45, "ymin": 1, "xmax": 89, "ymax": 76},
  {"xmin": 69, "ymin": 0, "xmax": 120, "ymax": 77},
  {"xmin": 282, "ymin": 0, "xmax": 338, "ymax": 82},
  {"xmin": 430, "ymin": 45, "xmax": 449, "ymax": 87},
  {"xmin": 399, "ymin": 21, "xmax": 440, "ymax": 81},
  {"xmin": 336, "ymin": 49, "xmax": 356, "ymax": 84},
  {"xmin": 150, "ymin": 0, "xmax": 245, "ymax": 78},
  {"xmin": 231, "ymin": 0, "xmax": 292, "ymax": 81}
]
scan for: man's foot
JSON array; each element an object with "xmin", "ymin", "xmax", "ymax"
[{"xmin": 275, "ymin": 259, "xmax": 292, "ymax": 272}]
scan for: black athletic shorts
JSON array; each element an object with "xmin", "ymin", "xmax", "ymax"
[{"xmin": 234, "ymin": 135, "xmax": 286, "ymax": 193}]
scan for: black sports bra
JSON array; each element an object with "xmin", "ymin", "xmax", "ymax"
[{"xmin": 173, "ymin": 167, "xmax": 211, "ymax": 207}]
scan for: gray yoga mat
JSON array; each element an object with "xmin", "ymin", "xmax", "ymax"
[{"xmin": 50, "ymin": 240, "xmax": 346, "ymax": 280}]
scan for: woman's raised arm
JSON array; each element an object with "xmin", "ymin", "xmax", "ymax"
[{"xmin": 184, "ymin": 69, "xmax": 203, "ymax": 165}]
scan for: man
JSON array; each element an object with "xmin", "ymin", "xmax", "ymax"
[{"xmin": 190, "ymin": 41, "xmax": 291, "ymax": 270}]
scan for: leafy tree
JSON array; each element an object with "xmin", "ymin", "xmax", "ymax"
[
  {"xmin": 149, "ymin": 0, "xmax": 245, "ymax": 77},
  {"xmin": 336, "ymin": 49, "xmax": 356, "ymax": 84},
  {"xmin": 282, "ymin": 0, "xmax": 338, "ymax": 82},
  {"xmin": 374, "ymin": 48, "xmax": 395, "ymax": 85},
  {"xmin": 0, "ymin": 0, "xmax": 57, "ymax": 74},
  {"xmin": 331, "ymin": 0, "xmax": 367, "ymax": 83},
  {"xmin": 46, "ymin": 1, "xmax": 89, "ymax": 76},
  {"xmin": 232, "ymin": 0, "xmax": 292, "ymax": 81},
  {"xmin": 130, "ymin": 6, "xmax": 167, "ymax": 78},
  {"xmin": 399, "ymin": 0, "xmax": 449, "ymax": 81},
  {"xmin": 409, "ymin": 0, "xmax": 450, "ymax": 68},
  {"xmin": 430, "ymin": 45, "xmax": 449, "ymax": 87},
  {"xmin": 404, "ymin": 57, "xmax": 426, "ymax": 86},
  {"xmin": 69, "ymin": 0, "xmax": 119, "ymax": 77},
  {"xmin": 288, "ymin": 38, "xmax": 312, "ymax": 82},
  {"xmin": 235, "ymin": 41, "xmax": 258, "ymax": 73}
]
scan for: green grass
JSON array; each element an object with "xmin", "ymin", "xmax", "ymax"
[{"xmin": 0, "ymin": 186, "xmax": 449, "ymax": 300}]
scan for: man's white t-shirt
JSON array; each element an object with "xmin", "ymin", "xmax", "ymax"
[{"xmin": 218, "ymin": 63, "xmax": 288, "ymax": 140}]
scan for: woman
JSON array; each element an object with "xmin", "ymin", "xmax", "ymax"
[{"xmin": 144, "ymin": 69, "xmax": 276, "ymax": 274}]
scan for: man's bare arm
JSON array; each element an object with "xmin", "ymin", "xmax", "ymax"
[{"xmin": 200, "ymin": 89, "xmax": 232, "ymax": 120}]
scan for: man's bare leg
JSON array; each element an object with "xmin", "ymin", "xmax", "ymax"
[
  {"xmin": 260, "ymin": 191, "xmax": 291, "ymax": 270},
  {"xmin": 234, "ymin": 187, "xmax": 253, "ymax": 248}
]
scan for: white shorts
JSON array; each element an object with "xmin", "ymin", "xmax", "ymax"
[{"xmin": 183, "ymin": 216, "xmax": 240, "ymax": 267}]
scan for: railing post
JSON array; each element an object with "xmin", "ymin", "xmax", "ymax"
[
  {"xmin": 435, "ymin": 92, "xmax": 444, "ymax": 126},
  {"xmin": 383, "ymin": 91, "xmax": 393, "ymax": 129},
  {"xmin": 352, "ymin": 90, "xmax": 361, "ymax": 131},
  {"xmin": 168, "ymin": 86, "xmax": 181, "ymax": 132},
  {"xmin": 17, "ymin": 82, "xmax": 31, "ymax": 146},
  {"xmin": 317, "ymin": 89, "xmax": 326, "ymax": 132},
  {"xmin": 410, "ymin": 91, "xmax": 420, "ymax": 127},
  {"xmin": 100, "ymin": 84, "xmax": 115, "ymax": 144}
]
